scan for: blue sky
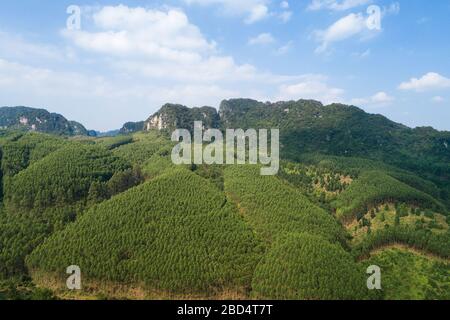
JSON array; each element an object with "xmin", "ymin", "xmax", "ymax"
[{"xmin": 0, "ymin": 0, "xmax": 449, "ymax": 131}]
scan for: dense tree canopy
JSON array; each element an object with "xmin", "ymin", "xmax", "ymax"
[
  {"xmin": 252, "ymin": 233, "xmax": 374, "ymax": 300},
  {"xmin": 0, "ymin": 110, "xmax": 448, "ymax": 300},
  {"xmin": 26, "ymin": 170, "xmax": 263, "ymax": 295},
  {"xmin": 4, "ymin": 144, "xmax": 129, "ymax": 211},
  {"xmin": 333, "ymin": 171, "xmax": 445, "ymax": 222},
  {"xmin": 224, "ymin": 165, "xmax": 346, "ymax": 245}
]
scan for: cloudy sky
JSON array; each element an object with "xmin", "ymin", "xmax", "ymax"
[{"xmin": 0, "ymin": 0, "xmax": 449, "ymax": 131}]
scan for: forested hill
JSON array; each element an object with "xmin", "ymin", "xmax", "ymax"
[
  {"xmin": 217, "ymin": 99, "xmax": 449, "ymax": 166},
  {"xmin": 139, "ymin": 99, "xmax": 450, "ymax": 200},
  {"xmin": 3, "ymin": 101, "xmax": 449, "ymax": 193},
  {"xmin": 0, "ymin": 106, "xmax": 89, "ymax": 136},
  {"xmin": 0, "ymin": 128, "xmax": 448, "ymax": 300},
  {"xmin": 142, "ymin": 100, "xmax": 450, "ymax": 165}
]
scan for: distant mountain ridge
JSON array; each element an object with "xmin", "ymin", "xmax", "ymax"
[
  {"xmin": 0, "ymin": 106, "xmax": 89, "ymax": 136},
  {"xmin": 119, "ymin": 121, "xmax": 145, "ymax": 135},
  {"xmin": 145, "ymin": 103, "xmax": 220, "ymax": 132},
  {"xmin": 138, "ymin": 99, "xmax": 450, "ymax": 198},
  {"xmin": 138, "ymin": 100, "xmax": 450, "ymax": 169},
  {"xmin": 3, "ymin": 102, "xmax": 449, "ymax": 193}
]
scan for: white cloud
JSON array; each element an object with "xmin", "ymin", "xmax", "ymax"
[
  {"xmin": 112, "ymin": 56, "xmax": 261, "ymax": 83},
  {"xmin": 248, "ymin": 33, "xmax": 275, "ymax": 45},
  {"xmin": 245, "ymin": 4, "xmax": 269, "ymax": 24},
  {"xmin": 0, "ymin": 31, "xmax": 71, "ymax": 63},
  {"xmin": 313, "ymin": 13, "xmax": 369, "ymax": 53},
  {"xmin": 280, "ymin": 1, "xmax": 290, "ymax": 9},
  {"xmin": 277, "ymin": 75, "xmax": 345, "ymax": 104},
  {"xmin": 183, "ymin": 0, "xmax": 270, "ymax": 23},
  {"xmin": 152, "ymin": 84, "xmax": 238, "ymax": 106},
  {"xmin": 417, "ymin": 17, "xmax": 430, "ymax": 25},
  {"xmin": 308, "ymin": 0, "xmax": 371, "ymax": 11},
  {"xmin": 0, "ymin": 58, "xmax": 137, "ymax": 130},
  {"xmin": 0, "ymin": 58, "xmax": 107, "ymax": 98},
  {"xmin": 278, "ymin": 10, "xmax": 293, "ymax": 23},
  {"xmin": 432, "ymin": 96, "xmax": 444, "ymax": 103},
  {"xmin": 371, "ymin": 91, "xmax": 394, "ymax": 104},
  {"xmin": 62, "ymin": 5, "xmax": 265, "ymax": 84},
  {"xmin": 63, "ymin": 5, "xmax": 215, "ymax": 62},
  {"xmin": 311, "ymin": 3, "xmax": 398, "ymax": 53},
  {"xmin": 0, "ymin": 57, "xmax": 242, "ymax": 130},
  {"xmin": 350, "ymin": 91, "xmax": 395, "ymax": 107},
  {"xmin": 62, "ymin": 5, "xmax": 306, "ymax": 86},
  {"xmin": 383, "ymin": 2, "xmax": 400, "ymax": 15},
  {"xmin": 277, "ymin": 1, "xmax": 292, "ymax": 22},
  {"xmin": 0, "ymin": 57, "xmax": 344, "ymax": 129},
  {"xmin": 275, "ymin": 41, "xmax": 294, "ymax": 55},
  {"xmin": 352, "ymin": 49, "xmax": 371, "ymax": 58},
  {"xmin": 399, "ymin": 72, "xmax": 450, "ymax": 92}
]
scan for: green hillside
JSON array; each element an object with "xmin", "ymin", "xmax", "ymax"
[
  {"xmin": 0, "ymin": 138, "xmax": 132, "ymax": 280},
  {"xmin": 224, "ymin": 165, "xmax": 346, "ymax": 245},
  {"xmin": 332, "ymin": 171, "xmax": 445, "ymax": 222},
  {"xmin": 219, "ymin": 99, "xmax": 450, "ymax": 205},
  {"xmin": 252, "ymin": 233, "xmax": 372, "ymax": 300},
  {"xmin": 26, "ymin": 170, "xmax": 263, "ymax": 297},
  {"xmin": 0, "ymin": 101, "xmax": 449, "ymax": 300},
  {"xmin": 361, "ymin": 248, "xmax": 450, "ymax": 300},
  {"xmin": 4, "ymin": 144, "xmax": 129, "ymax": 212}
]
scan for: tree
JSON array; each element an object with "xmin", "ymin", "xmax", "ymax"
[
  {"xmin": 395, "ymin": 212, "xmax": 400, "ymax": 226},
  {"xmin": 88, "ymin": 181, "xmax": 108, "ymax": 203}
]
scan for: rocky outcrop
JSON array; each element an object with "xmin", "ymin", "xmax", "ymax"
[
  {"xmin": 145, "ymin": 104, "xmax": 220, "ymax": 132},
  {"xmin": 0, "ymin": 106, "xmax": 89, "ymax": 136}
]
